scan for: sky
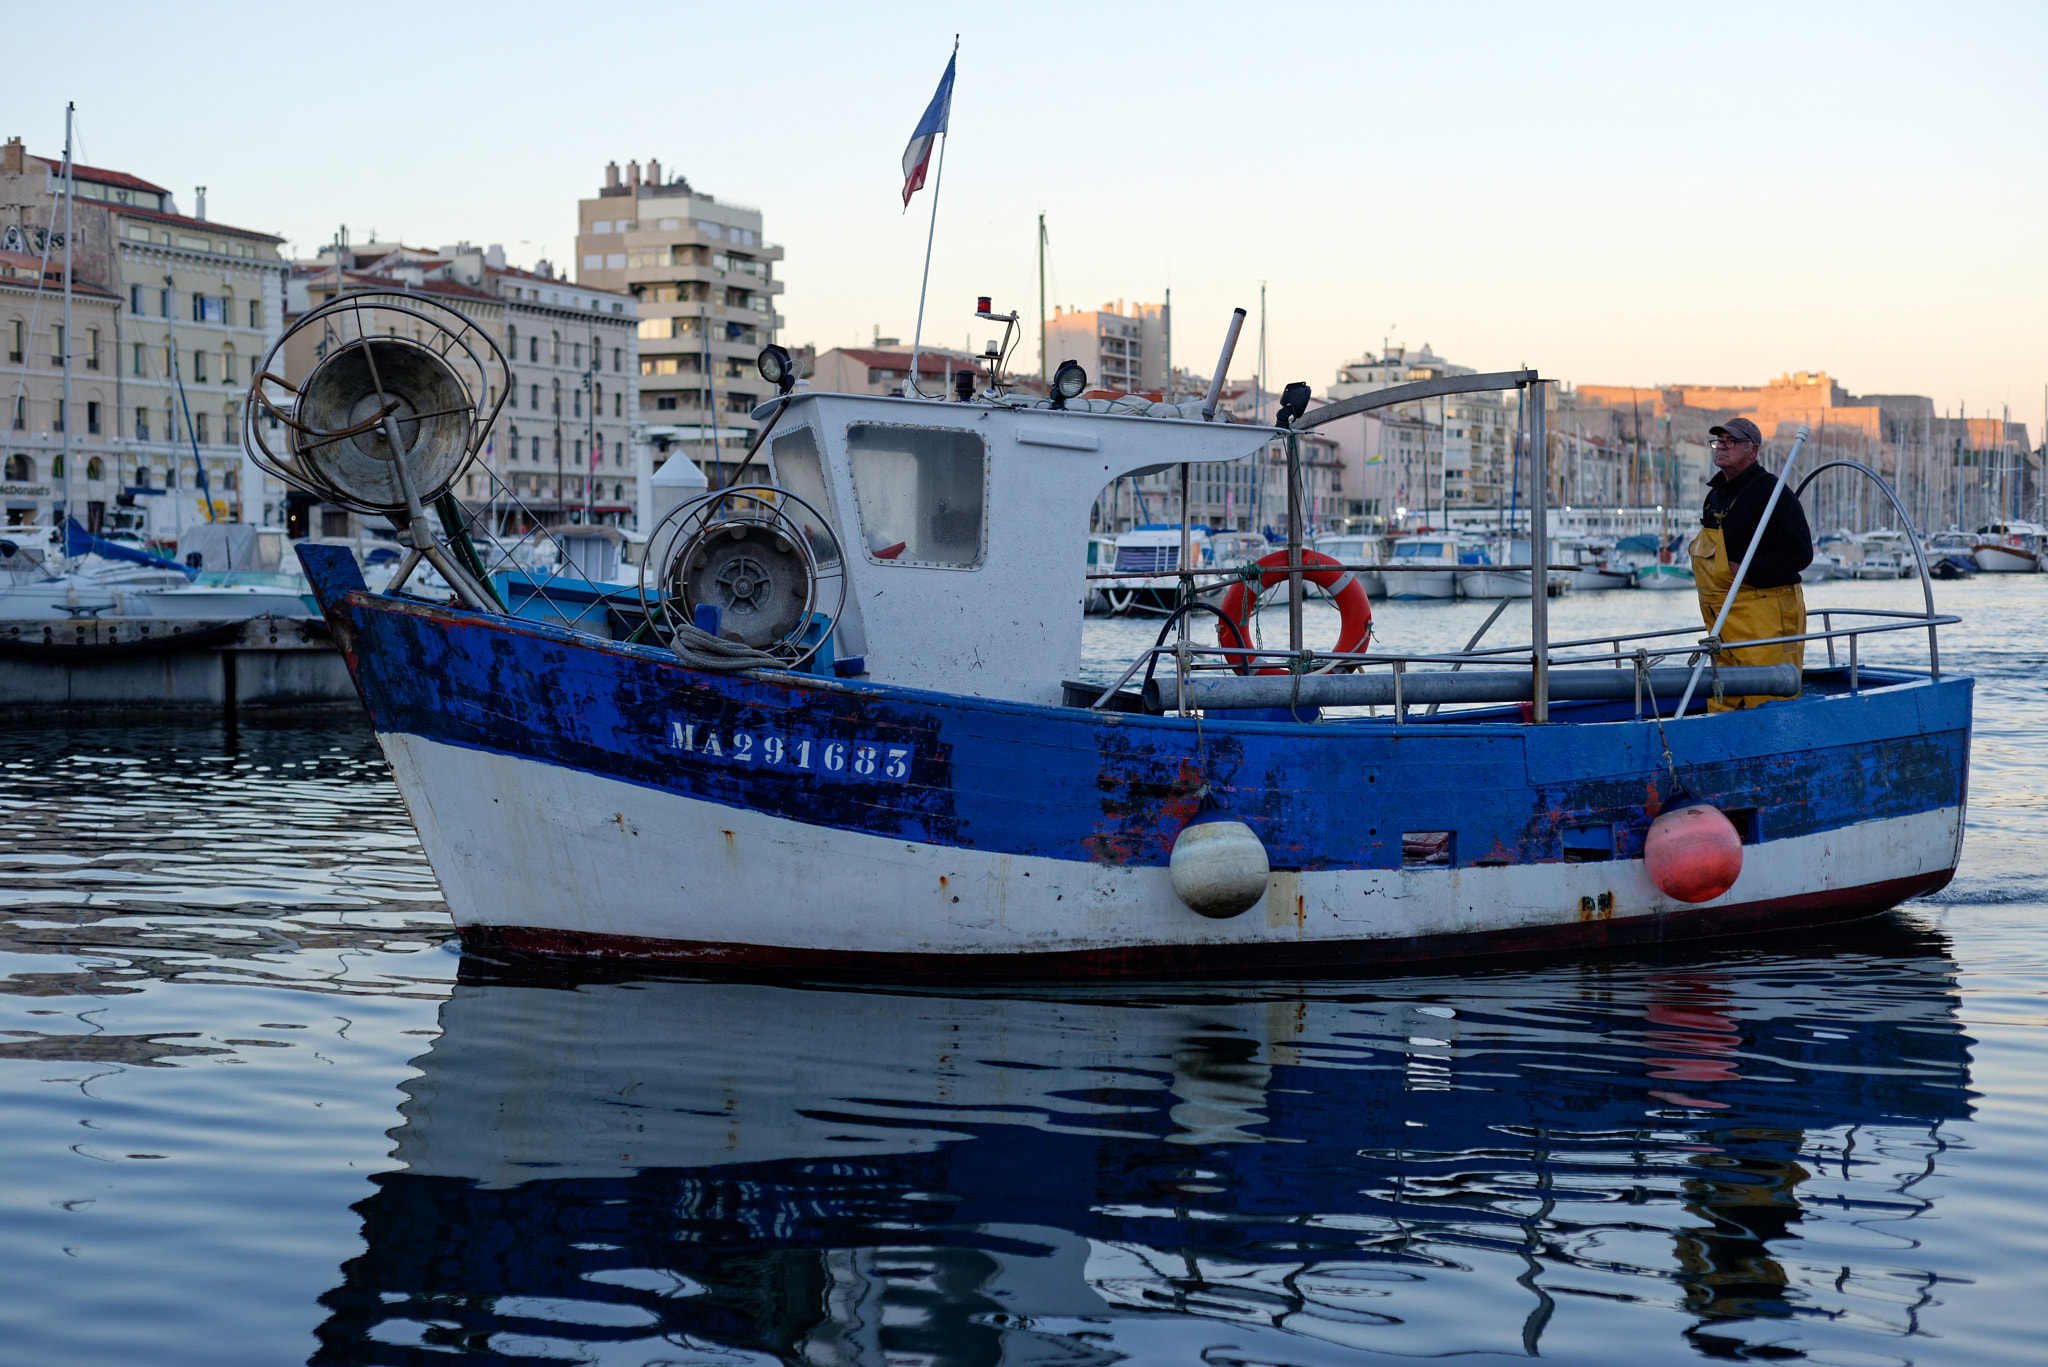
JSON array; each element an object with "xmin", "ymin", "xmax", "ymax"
[{"xmin": 14, "ymin": 0, "xmax": 2045, "ymax": 427}]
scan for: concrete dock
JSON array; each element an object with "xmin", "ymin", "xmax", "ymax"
[{"xmin": 0, "ymin": 615, "xmax": 355, "ymax": 718}]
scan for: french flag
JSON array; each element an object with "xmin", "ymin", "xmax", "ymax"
[{"xmin": 900, "ymin": 52, "xmax": 956, "ymax": 207}]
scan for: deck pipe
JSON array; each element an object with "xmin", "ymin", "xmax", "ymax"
[{"xmin": 1150, "ymin": 663, "xmax": 1801, "ymax": 713}]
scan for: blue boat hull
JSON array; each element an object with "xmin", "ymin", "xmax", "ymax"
[{"xmin": 301, "ymin": 546, "xmax": 1970, "ymax": 976}]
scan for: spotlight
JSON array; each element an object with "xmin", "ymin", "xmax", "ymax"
[
  {"xmin": 1051, "ymin": 359, "xmax": 1087, "ymax": 410},
  {"xmin": 756, "ymin": 344, "xmax": 796, "ymax": 394}
]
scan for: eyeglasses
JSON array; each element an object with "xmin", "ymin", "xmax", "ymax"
[{"xmin": 1708, "ymin": 439, "xmax": 1754, "ymax": 452}]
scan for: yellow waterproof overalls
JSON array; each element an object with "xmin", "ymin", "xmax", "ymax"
[{"xmin": 1690, "ymin": 523, "xmax": 1805, "ymax": 713}]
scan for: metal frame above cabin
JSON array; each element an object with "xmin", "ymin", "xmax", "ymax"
[{"xmin": 1294, "ymin": 370, "xmax": 1541, "ymax": 431}]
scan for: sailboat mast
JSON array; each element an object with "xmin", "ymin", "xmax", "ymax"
[
  {"xmin": 59, "ymin": 102, "xmax": 75, "ymax": 529},
  {"xmin": 1036, "ymin": 212, "xmax": 1046, "ymax": 388}
]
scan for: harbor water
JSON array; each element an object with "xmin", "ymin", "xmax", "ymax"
[{"xmin": 0, "ymin": 575, "xmax": 2042, "ymax": 1365}]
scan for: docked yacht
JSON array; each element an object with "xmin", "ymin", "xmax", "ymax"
[
  {"xmin": 1381, "ymin": 531, "xmax": 1468, "ymax": 600},
  {"xmin": 1970, "ymin": 522, "xmax": 2042, "ymax": 573}
]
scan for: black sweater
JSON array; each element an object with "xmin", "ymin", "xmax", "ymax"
[{"xmin": 1700, "ymin": 461, "xmax": 1813, "ymax": 588}]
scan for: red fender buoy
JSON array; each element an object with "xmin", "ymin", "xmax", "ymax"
[
  {"xmin": 1644, "ymin": 801, "xmax": 1743, "ymax": 903},
  {"xmin": 1215, "ymin": 550, "xmax": 1372, "ymax": 674}
]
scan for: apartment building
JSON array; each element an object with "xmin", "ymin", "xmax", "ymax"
[
  {"xmin": 0, "ymin": 136, "xmax": 286, "ymax": 531},
  {"xmin": 0, "ymin": 249, "xmax": 119, "ymax": 527},
  {"xmin": 286, "ymin": 238, "xmax": 638, "ymax": 531},
  {"xmin": 1094, "ymin": 381, "xmax": 1343, "ymax": 536},
  {"xmin": 1044, "ymin": 301, "xmax": 1168, "ymax": 396},
  {"xmin": 574, "ymin": 160, "xmax": 782, "ymax": 486}
]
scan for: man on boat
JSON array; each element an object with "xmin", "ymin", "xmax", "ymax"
[{"xmin": 1692, "ymin": 417, "xmax": 1812, "ymax": 711}]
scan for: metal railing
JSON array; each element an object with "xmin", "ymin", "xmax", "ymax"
[{"xmin": 1090, "ymin": 606, "xmax": 1957, "ymax": 719}]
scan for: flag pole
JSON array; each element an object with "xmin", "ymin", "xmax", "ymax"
[{"xmin": 907, "ymin": 36, "xmax": 957, "ymax": 401}]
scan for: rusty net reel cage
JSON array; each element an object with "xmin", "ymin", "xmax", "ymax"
[
  {"xmin": 243, "ymin": 291, "xmax": 510, "ymax": 610},
  {"xmin": 638, "ymin": 485, "xmax": 847, "ymax": 671},
  {"xmin": 245, "ymin": 290, "xmax": 508, "ymax": 516}
]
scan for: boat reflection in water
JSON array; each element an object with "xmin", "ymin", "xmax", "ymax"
[{"xmin": 316, "ymin": 916, "xmax": 1972, "ymax": 1365}]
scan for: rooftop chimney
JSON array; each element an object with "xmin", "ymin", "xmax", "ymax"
[
  {"xmin": 626, "ymin": 160, "xmax": 641, "ymax": 188},
  {"xmin": 605, "ymin": 161, "xmax": 620, "ymax": 190},
  {"xmin": 195, "ymin": 186, "xmax": 207, "ymax": 222},
  {"xmin": 485, "ymin": 243, "xmax": 506, "ymax": 270},
  {"xmin": 1, "ymin": 138, "xmax": 22, "ymax": 175},
  {"xmin": 647, "ymin": 157, "xmax": 661, "ymax": 185}
]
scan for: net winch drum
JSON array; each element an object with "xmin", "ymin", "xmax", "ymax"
[
  {"xmin": 639, "ymin": 485, "xmax": 847, "ymax": 667},
  {"xmin": 243, "ymin": 290, "xmax": 508, "ymax": 517}
]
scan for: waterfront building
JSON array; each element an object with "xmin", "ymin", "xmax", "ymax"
[
  {"xmin": 0, "ymin": 136, "xmax": 286, "ymax": 531},
  {"xmin": 574, "ymin": 160, "xmax": 781, "ymax": 489},
  {"xmin": 1575, "ymin": 372, "xmax": 2038, "ymax": 532},
  {"xmin": 0, "ymin": 249, "xmax": 119, "ymax": 528},
  {"xmin": 1044, "ymin": 301, "xmax": 1169, "ymax": 396},
  {"xmin": 285, "ymin": 238, "xmax": 637, "ymax": 533},
  {"xmin": 807, "ymin": 345, "xmax": 980, "ymax": 399},
  {"xmin": 1326, "ymin": 344, "xmax": 1512, "ymax": 516}
]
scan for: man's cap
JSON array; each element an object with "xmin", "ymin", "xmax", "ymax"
[{"xmin": 1709, "ymin": 417, "xmax": 1763, "ymax": 446}]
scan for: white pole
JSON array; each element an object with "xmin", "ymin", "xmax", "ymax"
[
  {"xmin": 906, "ymin": 40, "xmax": 957, "ymax": 402},
  {"xmin": 60, "ymin": 103, "xmax": 75, "ymax": 532}
]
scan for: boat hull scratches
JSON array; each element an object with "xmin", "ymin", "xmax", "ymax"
[{"xmin": 457, "ymin": 871, "xmax": 1947, "ymax": 979}]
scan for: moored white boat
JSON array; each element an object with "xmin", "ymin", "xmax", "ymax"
[
  {"xmin": 1381, "ymin": 532, "xmax": 1465, "ymax": 600},
  {"xmin": 1970, "ymin": 522, "xmax": 2042, "ymax": 573}
]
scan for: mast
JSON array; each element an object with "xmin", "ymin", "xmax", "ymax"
[
  {"xmin": 59, "ymin": 103, "xmax": 75, "ymax": 530},
  {"xmin": 1036, "ymin": 213, "xmax": 1046, "ymax": 387}
]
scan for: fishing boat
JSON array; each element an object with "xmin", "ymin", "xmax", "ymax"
[
  {"xmin": 1970, "ymin": 521, "xmax": 2042, "ymax": 573},
  {"xmin": 267, "ymin": 290, "xmax": 1969, "ymax": 976},
  {"xmin": 1630, "ymin": 559, "xmax": 1694, "ymax": 591}
]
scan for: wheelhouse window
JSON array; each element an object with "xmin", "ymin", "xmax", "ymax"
[
  {"xmin": 768, "ymin": 426, "xmax": 839, "ymax": 571},
  {"xmin": 845, "ymin": 423, "xmax": 987, "ymax": 568}
]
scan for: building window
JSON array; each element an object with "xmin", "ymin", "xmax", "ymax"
[
  {"xmin": 573, "ymin": 389, "xmax": 582, "ymax": 419},
  {"xmin": 87, "ymin": 456, "xmax": 104, "ymax": 479},
  {"xmin": 134, "ymin": 407, "xmax": 149, "ymax": 441},
  {"xmin": 3, "ymin": 454, "xmax": 28, "ymax": 479},
  {"xmin": 655, "ymin": 395, "xmax": 677, "ymax": 411},
  {"xmin": 531, "ymin": 436, "xmax": 540, "ymax": 461},
  {"xmin": 528, "ymin": 337, "xmax": 538, "ymax": 363},
  {"xmin": 192, "ymin": 350, "xmax": 207, "ymax": 383},
  {"xmin": 508, "ymin": 426, "xmax": 519, "ymax": 461},
  {"xmin": 529, "ymin": 384, "xmax": 538, "ymax": 409},
  {"xmin": 573, "ymin": 342, "xmax": 583, "ymax": 369},
  {"xmin": 550, "ymin": 332, "xmax": 559, "ymax": 364},
  {"xmin": 221, "ymin": 346, "xmax": 235, "ymax": 384},
  {"xmin": 613, "ymin": 440, "xmax": 622, "ymax": 466},
  {"xmin": 248, "ymin": 299, "xmax": 262, "ymax": 328},
  {"xmin": 194, "ymin": 411, "xmax": 209, "ymax": 444},
  {"xmin": 87, "ymin": 401, "xmax": 101, "ymax": 435},
  {"xmin": 506, "ymin": 326, "xmax": 517, "ymax": 361},
  {"xmin": 130, "ymin": 284, "xmax": 144, "ymax": 314},
  {"xmin": 51, "ymin": 324, "xmax": 64, "ymax": 365},
  {"xmin": 612, "ymin": 347, "xmax": 621, "ymax": 372},
  {"xmin": 131, "ymin": 342, "xmax": 144, "ymax": 376},
  {"xmin": 551, "ymin": 380, "xmax": 560, "ymax": 415},
  {"xmin": 613, "ymin": 394, "xmax": 622, "ymax": 418},
  {"xmin": 85, "ymin": 328, "xmax": 99, "ymax": 369},
  {"xmin": 159, "ymin": 288, "xmax": 171, "ymax": 317},
  {"xmin": 6, "ymin": 319, "xmax": 19, "ymax": 364},
  {"xmin": 53, "ymin": 399, "xmax": 64, "ymax": 432}
]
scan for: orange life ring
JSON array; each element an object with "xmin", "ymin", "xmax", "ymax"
[{"xmin": 1215, "ymin": 550, "xmax": 1373, "ymax": 674}]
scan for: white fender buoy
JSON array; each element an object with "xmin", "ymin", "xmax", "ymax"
[
  {"xmin": 1170, "ymin": 819, "xmax": 1270, "ymax": 919},
  {"xmin": 1644, "ymin": 801, "xmax": 1743, "ymax": 903}
]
